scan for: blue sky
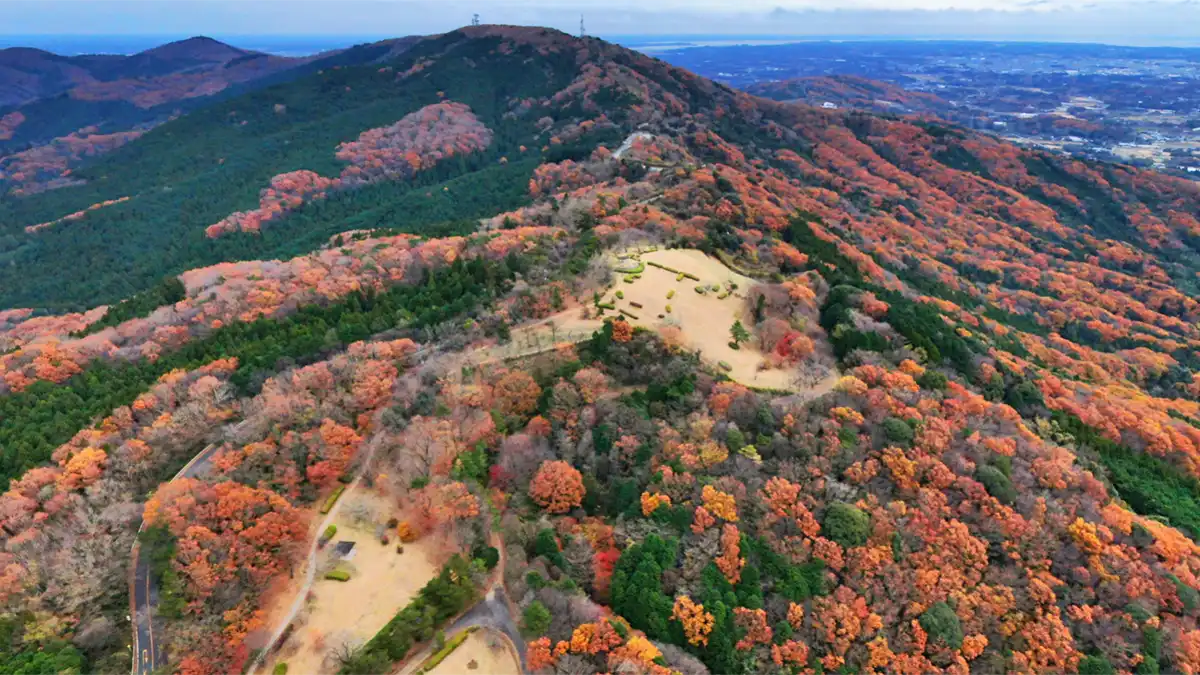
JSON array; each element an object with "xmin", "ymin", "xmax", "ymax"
[{"xmin": 1, "ymin": 1, "xmax": 1198, "ymax": 45}]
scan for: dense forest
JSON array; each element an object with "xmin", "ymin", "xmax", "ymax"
[
  {"xmin": 4, "ymin": 24, "xmax": 1200, "ymax": 675},
  {"xmin": 0, "ymin": 33, "xmax": 589, "ymax": 310}
]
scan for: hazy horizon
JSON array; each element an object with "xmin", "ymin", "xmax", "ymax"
[
  {"xmin": 4, "ymin": 31, "xmax": 1200, "ymax": 58},
  {"xmin": 0, "ymin": 1, "xmax": 1198, "ymax": 48}
]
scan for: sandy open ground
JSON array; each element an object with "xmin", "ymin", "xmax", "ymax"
[
  {"xmin": 608, "ymin": 248, "xmax": 799, "ymax": 390},
  {"xmin": 423, "ymin": 629, "xmax": 520, "ymax": 675},
  {"xmin": 265, "ymin": 490, "xmax": 441, "ymax": 675},
  {"xmin": 453, "ymin": 247, "xmax": 805, "ymax": 391}
]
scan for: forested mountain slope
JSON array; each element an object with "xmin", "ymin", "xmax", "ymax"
[
  {"xmin": 0, "ymin": 36, "xmax": 424, "ymax": 198},
  {"xmin": 3, "ymin": 25, "xmax": 1200, "ymax": 675}
]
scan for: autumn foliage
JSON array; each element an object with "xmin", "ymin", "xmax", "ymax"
[
  {"xmin": 206, "ymin": 102, "xmax": 493, "ymax": 237},
  {"xmin": 529, "ymin": 460, "xmax": 585, "ymax": 513}
]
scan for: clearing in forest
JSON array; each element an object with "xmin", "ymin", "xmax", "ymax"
[
  {"xmin": 604, "ymin": 248, "xmax": 800, "ymax": 390},
  {"xmin": 420, "ymin": 629, "xmax": 520, "ymax": 675},
  {"xmin": 264, "ymin": 490, "xmax": 441, "ymax": 675}
]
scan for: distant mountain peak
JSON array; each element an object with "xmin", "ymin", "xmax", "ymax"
[{"xmin": 137, "ymin": 36, "xmax": 253, "ymax": 62}]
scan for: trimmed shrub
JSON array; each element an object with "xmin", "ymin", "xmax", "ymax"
[
  {"xmin": 325, "ymin": 569, "xmax": 351, "ymax": 582},
  {"xmin": 322, "ymin": 525, "xmax": 338, "ymax": 540},
  {"xmin": 320, "ymin": 486, "xmax": 346, "ymax": 514},
  {"xmin": 273, "ymin": 663, "xmax": 288, "ymax": 675},
  {"xmin": 416, "ymin": 628, "xmax": 473, "ymax": 674},
  {"xmin": 667, "ymin": 290, "xmax": 676, "ymax": 299},
  {"xmin": 823, "ymin": 502, "xmax": 870, "ymax": 548},
  {"xmin": 647, "ymin": 260, "xmax": 698, "ymax": 280}
]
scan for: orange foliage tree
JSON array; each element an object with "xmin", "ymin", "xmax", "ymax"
[{"xmin": 529, "ymin": 460, "xmax": 585, "ymax": 513}]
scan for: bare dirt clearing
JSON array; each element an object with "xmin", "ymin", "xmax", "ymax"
[
  {"xmin": 606, "ymin": 248, "xmax": 801, "ymax": 390},
  {"xmin": 420, "ymin": 629, "xmax": 520, "ymax": 675},
  {"xmin": 265, "ymin": 490, "xmax": 441, "ymax": 675},
  {"xmin": 451, "ymin": 247, "xmax": 812, "ymax": 391}
]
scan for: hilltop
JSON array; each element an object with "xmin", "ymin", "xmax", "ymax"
[
  {"xmin": 0, "ymin": 36, "xmax": 294, "ymax": 109},
  {"xmin": 0, "ymin": 35, "xmax": 426, "ymax": 195},
  {"xmin": 2, "ymin": 24, "xmax": 1200, "ymax": 675}
]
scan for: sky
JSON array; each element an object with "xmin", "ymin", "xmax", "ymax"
[{"xmin": 1, "ymin": 0, "xmax": 1198, "ymax": 46}]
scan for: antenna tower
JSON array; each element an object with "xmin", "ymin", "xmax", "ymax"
[
  {"xmin": 472, "ymin": 13, "xmax": 480, "ymax": 26},
  {"xmin": 580, "ymin": 15, "xmax": 586, "ymax": 38}
]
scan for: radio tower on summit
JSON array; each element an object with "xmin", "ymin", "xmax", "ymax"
[
  {"xmin": 472, "ymin": 13, "xmax": 480, "ymax": 26},
  {"xmin": 580, "ymin": 15, "xmax": 586, "ymax": 38}
]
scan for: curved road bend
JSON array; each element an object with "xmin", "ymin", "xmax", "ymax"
[
  {"xmin": 397, "ymin": 587, "xmax": 527, "ymax": 675},
  {"xmin": 131, "ymin": 422, "xmax": 247, "ymax": 675},
  {"xmin": 132, "ymin": 348, "xmax": 435, "ymax": 675}
]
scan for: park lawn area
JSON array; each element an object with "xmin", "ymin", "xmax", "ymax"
[
  {"xmin": 266, "ymin": 490, "xmax": 441, "ymax": 675},
  {"xmin": 608, "ymin": 248, "xmax": 799, "ymax": 390},
  {"xmin": 424, "ymin": 629, "xmax": 519, "ymax": 675}
]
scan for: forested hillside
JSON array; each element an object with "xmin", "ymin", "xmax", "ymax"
[
  {"xmin": 3, "ymin": 24, "xmax": 1200, "ymax": 675},
  {"xmin": 0, "ymin": 36, "xmax": 423, "ymax": 200}
]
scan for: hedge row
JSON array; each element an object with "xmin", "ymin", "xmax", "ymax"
[
  {"xmin": 415, "ymin": 627, "xmax": 476, "ymax": 675},
  {"xmin": 319, "ymin": 486, "xmax": 346, "ymax": 514},
  {"xmin": 647, "ymin": 260, "xmax": 699, "ymax": 280},
  {"xmin": 339, "ymin": 555, "xmax": 479, "ymax": 673}
]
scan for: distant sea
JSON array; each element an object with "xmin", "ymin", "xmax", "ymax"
[
  {"xmin": 3, "ymin": 33, "xmax": 1079, "ymax": 57},
  {"xmin": 0, "ymin": 33, "xmax": 851, "ymax": 57},
  {"xmin": 0, "ymin": 34, "xmax": 393, "ymax": 56}
]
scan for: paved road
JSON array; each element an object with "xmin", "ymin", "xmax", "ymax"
[
  {"xmin": 397, "ymin": 587, "xmax": 526, "ymax": 675},
  {"xmin": 131, "ymin": 553, "xmax": 157, "ymax": 674},
  {"xmin": 130, "ymin": 422, "xmax": 247, "ymax": 675},
  {"xmin": 451, "ymin": 587, "xmax": 526, "ymax": 671},
  {"xmin": 130, "ymin": 349, "xmax": 439, "ymax": 675}
]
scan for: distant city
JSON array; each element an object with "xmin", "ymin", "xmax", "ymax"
[
  {"xmin": 4, "ymin": 32, "xmax": 1197, "ymax": 177},
  {"xmin": 654, "ymin": 40, "xmax": 1200, "ymax": 178}
]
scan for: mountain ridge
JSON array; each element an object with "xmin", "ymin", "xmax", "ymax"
[
  {"xmin": 2, "ymin": 25, "xmax": 1200, "ymax": 675},
  {"xmin": 0, "ymin": 34, "xmax": 426, "ymax": 194},
  {"xmin": 0, "ymin": 35, "xmax": 278, "ymax": 108}
]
